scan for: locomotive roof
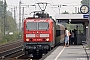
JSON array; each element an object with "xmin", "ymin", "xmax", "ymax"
[
  {"xmin": 26, "ymin": 17, "xmax": 55, "ymax": 20},
  {"xmin": 26, "ymin": 17, "xmax": 51, "ymax": 19},
  {"xmin": 24, "ymin": 18, "xmax": 56, "ymax": 23}
]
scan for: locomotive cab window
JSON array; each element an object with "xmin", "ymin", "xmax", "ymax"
[
  {"xmin": 26, "ymin": 22, "xmax": 49, "ymax": 30},
  {"xmin": 38, "ymin": 22, "xmax": 49, "ymax": 30},
  {"xmin": 26, "ymin": 22, "xmax": 37, "ymax": 30}
]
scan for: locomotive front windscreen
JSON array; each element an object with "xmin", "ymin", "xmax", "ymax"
[{"xmin": 26, "ymin": 22, "xmax": 49, "ymax": 30}]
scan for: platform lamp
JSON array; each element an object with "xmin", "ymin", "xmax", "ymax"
[
  {"xmin": 86, "ymin": 26, "xmax": 88, "ymax": 44},
  {"xmin": 69, "ymin": 19, "xmax": 71, "ymax": 24},
  {"xmin": 69, "ymin": 19, "xmax": 71, "ymax": 30}
]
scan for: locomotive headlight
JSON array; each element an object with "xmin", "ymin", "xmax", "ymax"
[
  {"xmin": 26, "ymin": 38, "xmax": 29, "ymax": 42},
  {"xmin": 46, "ymin": 38, "xmax": 49, "ymax": 41}
]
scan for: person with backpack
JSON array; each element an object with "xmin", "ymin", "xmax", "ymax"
[{"xmin": 64, "ymin": 28, "xmax": 71, "ymax": 47}]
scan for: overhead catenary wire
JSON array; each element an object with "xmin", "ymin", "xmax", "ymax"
[
  {"xmin": 31, "ymin": 0, "xmax": 57, "ymax": 14},
  {"xmin": 50, "ymin": 0, "xmax": 54, "ymax": 5},
  {"xmin": 50, "ymin": 0, "xmax": 58, "ymax": 14},
  {"xmin": 34, "ymin": 0, "xmax": 40, "ymax": 2},
  {"xmin": 49, "ymin": 0, "xmax": 82, "ymax": 14},
  {"xmin": 7, "ymin": 0, "xmax": 82, "ymax": 20},
  {"xmin": 63, "ymin": 1, "xmax": 82, "ymax": 5},
  {"xmin": 49, "ymin": 4, "xmax": 58, "ymax": 14}
]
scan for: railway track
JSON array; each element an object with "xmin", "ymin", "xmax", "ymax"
[
  {"xmin": 0, "ymin": 45, "xmax": 45, "ymax": 60},
  {"xmin": 0, "ymin": 40, "xmax": 58, "ymax": 60},
  {"xmin": 0, "ymin": 40, "xmax": 23, "ymax": 52},
  {"xmin": 0, "ymin": 40, "xmax": 39, "ymax": 60},
  {"xmin": 0, "ymin": 46, "xmax": 23, "ymax": 59}
]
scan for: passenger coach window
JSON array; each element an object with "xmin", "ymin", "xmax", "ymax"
[
  {"xmin": 38, "ymin": 22, "xmax": 49, "ymax": 30},
  {"xmin": 26, "ymin": 22, "xmax": 37, "ymax": 30}
]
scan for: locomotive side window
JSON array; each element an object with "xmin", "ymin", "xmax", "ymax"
[
  {"xmin": 26, "ymin": 22, "xmax": 37, "ymax": 30},
  {"xmin": 38, "ymin": 22, "xmax": 49, "ymax": 30}
]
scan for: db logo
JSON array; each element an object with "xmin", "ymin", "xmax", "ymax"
[{"xmin": 36, "ymin": 34, "xmax": 39, "ymax": 37}]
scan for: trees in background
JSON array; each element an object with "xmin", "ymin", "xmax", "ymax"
[
  {"xmin": 61, "ymin": 11, "xmax": 69, "ymax": 14},
  {"xmin": 81, "ymin": 0, "xmax": 89, "ymax": 6},
  {"xmin": 0, "ymin": 1, "xmax": 20, "ymax": 42}
]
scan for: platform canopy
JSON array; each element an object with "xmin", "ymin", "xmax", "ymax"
[
  {"xmin": 55, "ymin": 14, "xmax": 89, "ymax": 25},
  {"xmin": 55, "ymin": 14, "xmax": 89, "ymax": 19}
]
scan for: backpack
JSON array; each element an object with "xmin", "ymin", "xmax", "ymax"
[{"xmin": 68, "ymin": 31, "xmax": 71, "ymax": 36}]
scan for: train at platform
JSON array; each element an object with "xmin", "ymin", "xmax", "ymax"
[{"xmin": 23, "ymin": 11, "xmax": 65, "ymax": 58}]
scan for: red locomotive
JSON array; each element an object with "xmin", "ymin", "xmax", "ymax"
[{"xmin": 23, "ymin": 11, "xmax": 65, "ymax": 58}]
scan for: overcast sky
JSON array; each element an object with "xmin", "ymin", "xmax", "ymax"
[
  {"xmin": 6, "ymin": 0, "xmax": 82, "ymax": 5},
  {"xmin": 6, "ymin": 0, "xmax": 82, "ymax": 23}
]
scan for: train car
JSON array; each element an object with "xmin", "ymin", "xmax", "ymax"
[
  {"xmin": 23, "ymin": 12, "xmax": 56, "ymax": 58},
  {"xmin": 56, "ymin": 23, "xmax": 65, "ymax": 45},
  {"xmin": 23, "ymin": 11, "xmax": 65, "ymax": 58}
]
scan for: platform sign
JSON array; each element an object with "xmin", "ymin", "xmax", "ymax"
[{"xmin": 83, "ymin": 14, "xmax": 89, "ymax": 18}]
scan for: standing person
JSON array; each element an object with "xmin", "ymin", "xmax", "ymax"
[
  {"xmin": 71, "ymin": 30, "xmax": 75, "ymax": 45},
  {"xmin": 64, "ymin": 28, "xmax": 70, "ymax": 47},
  {"xmin": 73, "ymin": 29, "xmax": 77, "ymax": 45},
  {"xmin": 69, "ymin": 30, "xmax": 72, "ymax": 45}
]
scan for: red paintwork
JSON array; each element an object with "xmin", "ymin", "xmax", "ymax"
[{"xmin": 23, "ymin": 18, "xmax": 54, "ymax": 42}]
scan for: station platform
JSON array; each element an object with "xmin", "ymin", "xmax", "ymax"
[
  {"xmin": 83, "ymin": 44, "xmax": 90, "ymax": 60},
  {"xmin": 44, "ymin": 44, "xmax": 90, "ymax": 60}
]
